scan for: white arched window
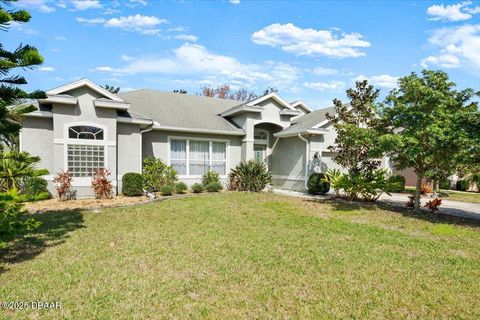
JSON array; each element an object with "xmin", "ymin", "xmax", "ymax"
[{"xmin": 66, "ymin": 124, "xmax": 106, "ymax": 177}]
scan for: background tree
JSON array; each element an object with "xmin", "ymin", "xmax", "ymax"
[
  {"xmin": 379, "ymin": 70, "xmax": 479, "ymax": 209},
  {"xmin": 198, "ymin": 84, "xmax": 274, "ymax": 101},
  {"xmin": 173, "ymin": 89, "xmax": 187, "ymax": 94},
  {"xmin": 1, "ymin": 0, "xmax": 46, "ymax": 150},
  {"xmin": 102, "ymin": 84, "xmax": 120, "ymax": 94}
]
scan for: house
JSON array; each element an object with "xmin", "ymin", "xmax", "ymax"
[{"xmin": 19, "ymin": 78, "xmax": 391, "ymax": 197}]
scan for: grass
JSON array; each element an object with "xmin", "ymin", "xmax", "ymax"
[
  {"xmin": 405, "ymin": 186, "xmax": 480, "ymax": 204},
  {"xmin": 1, "ymin": 192, "xmax": 480, "ymax": 319}
]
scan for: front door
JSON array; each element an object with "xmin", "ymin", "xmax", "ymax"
[{"xmin": 254, "ymin": 144, "xmax": 267, "ymax": 163}]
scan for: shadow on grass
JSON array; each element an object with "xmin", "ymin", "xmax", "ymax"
[
  {"xmin": 315, "ymin": 197, "xmax": 480, "ymax": 229},
  {"xmin": 0, "ymin": 209, "xmax": 85, "ymax": 274}
]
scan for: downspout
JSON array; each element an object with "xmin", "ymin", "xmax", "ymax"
[{"xmin": 298, "ymin": 133, "xmax": 309, "ymax": 189}]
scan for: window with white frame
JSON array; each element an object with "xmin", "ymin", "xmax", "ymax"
[
  {"xmin": 67, "ymin": 125, "xmax": 105, "ymax": 177},
  {"xmin": 170, "ymin": 139, "xmax": 227, "ymax": 176}
]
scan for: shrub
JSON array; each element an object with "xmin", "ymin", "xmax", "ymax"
[
  {"xmin": 439, "ymin": 179, "xmax": 451, "ymax": 190},
  {"xmin": 91, "ymin": 168, "xmax": 113, "ymax": 199},
  {"xmin": 325, "ymin": 169, "xmax": 342, "ymax": 197},
  {"xmin": 456, "ymin": 179, "xmax": 469, "ymax": 191},
  {"xmin": 386, "ymin": 175, "xmax": 405, "ymax": 192},
  {"xmin": 142, "ymin": 157, "xmax": 177, "ymax": 192},
  {"xmin": 0, "ymin": 190, "xmax": 41, "ymax": 248},
  {"xmin": 202, "ymin": 170, "xmax": 220, "ymax": 186},
  {"xmin": 192, "ymin": 183, "xmax": 205, "ymax": 193},
  {"xmin": 425, "ymin": 198, "xmax": 442, "ymax": 212},
  {"xmin": 53, "ymin": 170, "xmax": 73, "ymax": 201},
  {"xmin": 21, "ymin": 177, "xmax": 51, "ymax": 201},
  {"xmin": 307, "ymin": 173, "xmax": 330, "ymax": 195},
  {"xmin": 0, "ymin": 151, "xmax": 49, "ymax": 192},
  {"xmin": 160, "ymin": 184, "xmax": 174, "ymax": 196},
  {"xmin": 206, "ymin": 181, "xmax": 223, "ymax": 192},
  {"xmin": 122, "ymin": 173, "xmax": 143, "ymax": 197},
  {"xmin": 336, "ymin": 169, "xmax": 399, "ymax": 201},
  {"xmin": 228, "ymin": 160, "xmax": 272, "ymax": 192},
  {"xmin": 175, "ymin": 182, "xmax": 188, "ymax": 194}
]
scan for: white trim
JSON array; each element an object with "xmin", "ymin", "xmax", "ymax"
[
  {"xmin": 153, "ymin": 125, "xmax": 245, "ymax": 136},
  {"xmin": 219, "ymin": 105, "xmax": 262, "ymax": 117},
  {"xmin": 47, "ymin": 78, "xmax": 125, "ymax": 102},
  {"xmin": 290, "ymin": 100, "xmax": 313, "ymax": 113},
  {"xmin": 25, "ymin": 110, "xmax": 54, "ymax": 118},
  {"xmin": 279, "ymin": 109, "xmax": 302, "ymax": 116},
  {"xmin": 94, "ymin": 99, "xmax": 130, "ymax": 110},
  {"xmin": 38, "ymin": 95, "xmax": 78, "ymax": 105},
  {"xmin": 168, "ymin": 136, "xmax": 229, "ymax": 178},
  {"xmin": 312, "ymin": 105, "xmax": 351, "ymax": 129},
  {"xmin": 117, "ymin": 116, "xmax": 152, "ymax": 125},
  {"xmin": 274, "ymin": 128, "xmax": 328, "ymax": 138},
  {"xmin": 246, "ymin": 92, "xmax": 295, "ymax": 110}
]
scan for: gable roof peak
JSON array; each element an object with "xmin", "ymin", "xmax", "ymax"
[{"xmin": 46, "ymin": 78, "xmax": 125, "ymax": 102}]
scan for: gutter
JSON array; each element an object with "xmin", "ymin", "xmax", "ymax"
[{"xmin": 297, "ymin": 133, "xmax": 309, "ymax": 189}]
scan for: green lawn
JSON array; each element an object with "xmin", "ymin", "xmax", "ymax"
[
  {"xmin": 405, "ymin": 186, "xmax": 480, "ymax": 204},
  {"xmin": 1, "ymin": 193, "xmax": 480, "ymax": 319}
]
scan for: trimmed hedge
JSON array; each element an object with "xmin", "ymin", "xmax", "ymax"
[
  {"xmin": 307, "ymin": 173, "xmax": 330, "ymax": 195},
  {"xmin": 192, "ymin": 183, "xmax": 205, "ymax": 193},
  {"xmin": 161, "ymin": 184, "xmax": 175, "ymax": 196},
  {"xmin": 386, "ymin": 175, "xmax": 406, "ymax": 192},
  {"xmin": 439, "ymin": 179, "xmax": 452, "ymax": 190},
  {"xmin": 175, "ymin": 182, "xmax": 188, "ymax": 194},
  {"xmin": 206, "ymin": 181, "xmax": 223, "ymax": 192},
  {"xmin": 456, "ymin": 180, "xmax": 469, "ymax": 191},
  {"xmin": 122, "ymin": 173, "xmax": 144, "ymax": 196}
]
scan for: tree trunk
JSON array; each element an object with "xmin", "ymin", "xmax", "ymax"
[{"xmin": 415, "ymin": 173, "xmax": 422, "ymax": 211}]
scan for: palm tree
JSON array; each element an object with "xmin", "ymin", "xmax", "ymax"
[{"xmin": 0, "ymin": 151, "xmax": 48, "ymax": 191}]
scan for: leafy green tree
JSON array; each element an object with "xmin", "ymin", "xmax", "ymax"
[
  {"xmin": 379, "ymin": 70, "xmax": 479, "ymax": 209},
  {"xmin": 1, "ymin": 0, "xmax": 46, "ymax": 149},
  {"xmin": 326, "ymin": 80, "xmax": 383, "ymax": 175}
]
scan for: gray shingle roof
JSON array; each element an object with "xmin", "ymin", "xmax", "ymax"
[
  {"xmin": 117, "ymin": 89, "xmax": 244, "ymax": 133},
  {"xmin": 279, "ymin": 106, "xmax": 335, "ymax": 134}
]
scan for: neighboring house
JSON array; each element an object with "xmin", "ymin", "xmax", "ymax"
[{"xmin": 20, "ymin": 78, "xmax": 391, "ymax": 197}]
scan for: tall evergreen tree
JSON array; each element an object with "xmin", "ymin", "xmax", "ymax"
[{"xmin": 0, "ymin": 0, "xmax": 46, "ymax": 149}]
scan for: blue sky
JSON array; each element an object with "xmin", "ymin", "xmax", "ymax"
[{"xmin": 5, "ymin": 0, "xmax": 480, "ymax": 109}]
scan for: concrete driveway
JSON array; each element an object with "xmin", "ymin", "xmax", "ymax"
[{"xmin": 272, "ymin": 189, "xmax": 480, "ymax": 221}]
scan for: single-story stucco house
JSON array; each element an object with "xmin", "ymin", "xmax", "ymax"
[{"xmin": 19, "ymin": 78, "xmax": 392, "ymax": 197}]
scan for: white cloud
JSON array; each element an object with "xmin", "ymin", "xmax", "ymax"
[
  {"xmin": 120, "ymin": 54, "xmax": 133, "ymax": 61},
  {"xmin": 54, "ymin": 36, "xmax": 66, "ymax": 41},
  {"xmin": 311, "ymin": 67, "xmax": 338, "ymax": 76},
  {"xmin": 76, "ymin": 17, "xmax": 105, "ymax": 24},
  {"xmin": 70, "ymin": 0, "xmax": 102, "ymax": 11},
  {"xmin": 252, "ymin": 23, "xmax": 370, "ymax": 58},
  {"xmin": 421, "ymin": 54, "xmax": 461, "ymax": 68},
  {"xmin": 230, "ymin": 0, "xmax": 241, "ymax": 4},
  {"xmin": 125, "ymin": 0, "xmax": 148, "ymax": 7},
  {"xmin": 104, "ymin": 14, "xmax": 167, "ymax": 34},
  {"xmin": 174, "ymin": 34, "xmax": 198, "ymax": 42},
  {"xmin": 93, "ymin": 43, "xmax": 301, "ymax": 89},
  {"xmin": 17, "ymin": 0, "xmax": 55, "ymax": 13},
  {"xmin": 8, "ymin": 22, "xmax": 38, "ymax": 35},
  {"xmin": 354, "ymin": 74, "xmax": 398, "ymax": 88},
  {"xmin": 168, "ymin": 26, "xmax": 188, "ymax": 32},
  {"xmin": 421, "ymin": 24, "xmax": 480, "ymax": 70},
  {"xmin": 76, "ymin": 14, "xmax": 168, "ymax": 35},
  {"xmin": 426, "ymin": 1, "xmax": 476, "ymax": 22},
  {"xmin": 303, "ymin": 81, "xmax": 345, "ymax": 91},
  {"xmin": 38, "ymin": 66, "xmax": 55, "ymax": 72}
]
